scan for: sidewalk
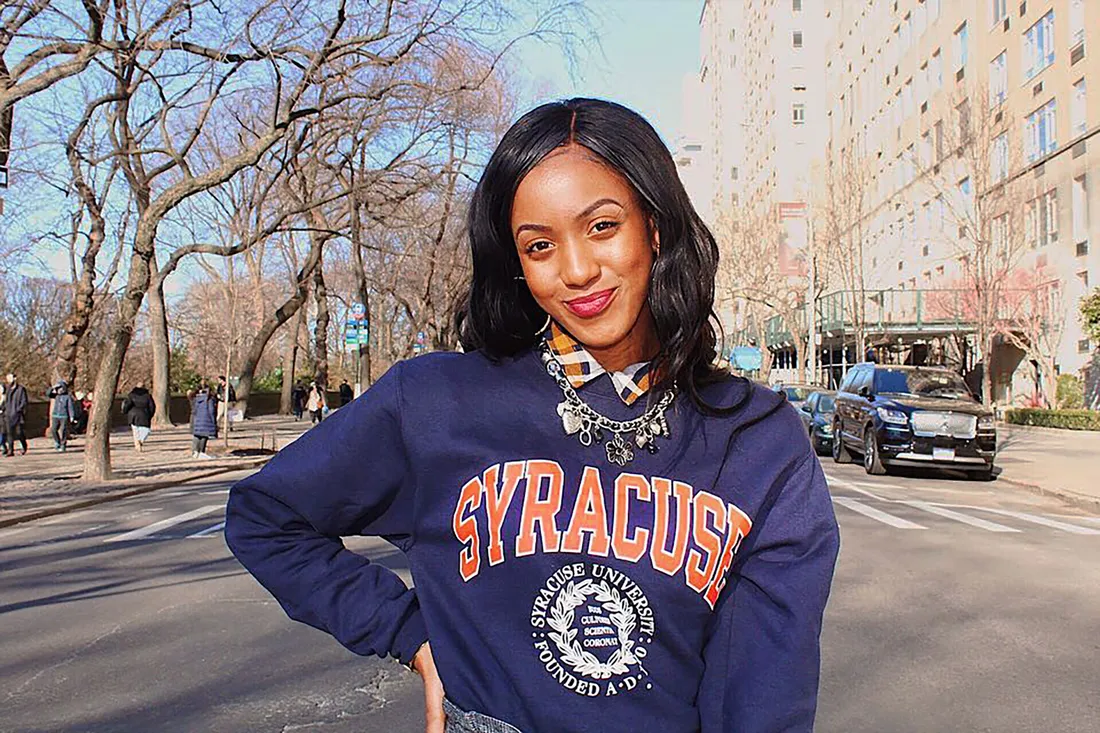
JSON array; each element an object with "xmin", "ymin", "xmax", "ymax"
[
  {"xmin": 996, "ymin": 422, "xmax": 1100, "ymax": 510},
  {"xmin": 0, "ymin": 414, "xmax": 313, "ymax": 526}
]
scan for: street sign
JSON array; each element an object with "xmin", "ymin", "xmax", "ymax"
[{"xmin": 730, "ymin": 346, "xmax": 763, "ymax": 371}]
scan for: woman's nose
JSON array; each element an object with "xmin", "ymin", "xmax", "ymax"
[{"xmin": 559, "ymin": 240, "xmax": 599, "ymax": 288}]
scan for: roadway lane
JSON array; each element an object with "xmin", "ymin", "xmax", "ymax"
[{"xmin": 2, "ymin": 463, "xmax": 1098, "ymax": 732}]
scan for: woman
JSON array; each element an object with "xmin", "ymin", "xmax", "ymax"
[
  {"xmin": 121, "ymin": 381, "xmax": 156, "ymax": 452},
  {"xmin": 190, "ymin": 382, "xmax": 218, "ymax": 459},
  {"xmin": 47, "ymin": 381, "xmax": 77, "ymax": 452},
  {"xmin": 306, "ymin": 382, "xmax": 326, "ymax": 424},
  {"xmin": 227, "ymin": 99, "xmax": 839, "ymax": 733}
]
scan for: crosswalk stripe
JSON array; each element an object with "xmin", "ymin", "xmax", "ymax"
[
  {"xmin": 105, "ymin": 505, "xmax": 224, "ymax": 543},
  {"xmin": 902, "ymin": 501, "xmax": 1020, "ymax": 532},
  {"xmin": 833, "ymin": 497, "xmax": 927, "ymax": 529},
  {"xmin": 970, "ymin": 508, "xmax": 1100, "ymax": 535},
  {"xmin": 186, "ymin": 521, "xmax": 226, "ymax": 539}
]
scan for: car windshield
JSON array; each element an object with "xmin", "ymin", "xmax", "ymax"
[
  {"xmin": 875, "ymin": 369, "xmax": 973, "ymax": 399},
  {"xmin": 783, "ymin": 387, "xmax": 810, "ymax": 401},
  {"xmin": 817, "ymin": 395, "xmax": 836, "ymax": 412}
]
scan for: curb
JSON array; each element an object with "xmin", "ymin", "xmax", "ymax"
[
  {"xmin": 0, "ymin": 458, "xmax": 271, "ymax": 530},
  {"xmin": 995, "ymin": 475, "xmax": 1100, "ymax": 513}
]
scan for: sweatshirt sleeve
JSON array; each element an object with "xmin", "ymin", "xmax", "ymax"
[
  {"xmin": 698, "ymin": 451, "xmax": 840, "ymax": 733},
  {"xmin": 224, "ymin": 362, "xmax": 427, "ymax": 665}
]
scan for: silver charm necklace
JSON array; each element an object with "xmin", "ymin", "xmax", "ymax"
[{"xmin": 538, "ymin": 340, "xmax": 675, "ymax": 466}]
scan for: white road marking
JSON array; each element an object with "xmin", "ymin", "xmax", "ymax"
[
  {"xmin": 826, "ymin": 475, "xmax": 888, "ymax": 501},
  {"xmin": 201, "ymin": 489, "xmax": 230, "ymax": 495},
  {"xmin": 105, "ymin": 505, "xmax": 224, "ymax": 543},
  {"xmin": 854, "ymin": 482, "xmax": 908, "ymax": 491},
  {"xmin": 186, "ymin": 521, "xmax": 226, "ymax": 538},
  {"xmin": 832, "ymin": 497, "xmax": 927, "ymax": 529},
  {"xmin": 901, "ymin": 501, "xmax": 1020, "ymax": 532},
  {"xmin": 0, "ymin": 526, "xmax": 32, "ymax": 541},
  {"xmin": 967, "ymin": 508, "xmax": 1100, "ymax": 535}
]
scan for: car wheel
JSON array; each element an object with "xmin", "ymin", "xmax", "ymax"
[
  {"xmin": 832, "ymin": 421, "xmax": 853, "ymax": 463},
  {"xmin": 863, "ymin": 429, "xmax": 886, "ymax": 475}
]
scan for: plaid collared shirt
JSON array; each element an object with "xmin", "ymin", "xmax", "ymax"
[{"xmin": 543, "ymin": 322, "xmax": 654, "ymax": 406}]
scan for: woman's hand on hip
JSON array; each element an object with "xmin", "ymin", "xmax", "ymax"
[{"xmin": 411, "ymin": 642, "xmax": 445, "ymax": 733}]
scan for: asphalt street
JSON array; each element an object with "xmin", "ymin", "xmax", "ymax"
[{"xmin": 2, "ymin": 462, "xmax": 1098, "ymax": 733}]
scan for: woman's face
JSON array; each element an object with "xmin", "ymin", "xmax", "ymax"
[{"xmin": 511, "ymin": 146, "xmax": 659, "ymax": 369}]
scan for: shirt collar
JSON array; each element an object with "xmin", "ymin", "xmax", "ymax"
[{"xmin": 543, "ymin": 321, "xmax": 654, "ymax": 406}]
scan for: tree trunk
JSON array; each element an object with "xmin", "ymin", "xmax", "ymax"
[
  {"xmin": 148, "ymin": 271, "xmax": 174, "ymax": 428},
  {"xmin": 313, "ymin": 254, "xmax": 330, "ymax": 389},
  {"xmin": 280, "ymin": 305, "xmax": 305, "ymax": 414},
  {"xmin": 83, "ymin": 229, "xmax": 156, "ymax": 481},
  {"xmin": 981, "ymin": 331, "xmax": 995, "ymax": 409},
  {"xmin": 54, "ymin": 255, "xmax": 99, "ymax": 386},
  {"xmin": 237, "ymin": 287, "xmax": 309, "ymax": 414}
]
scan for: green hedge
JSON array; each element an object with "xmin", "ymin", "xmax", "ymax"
[{"xmin": 1004, "ymin": 408, "xmax": 1100, "ymax": 431}]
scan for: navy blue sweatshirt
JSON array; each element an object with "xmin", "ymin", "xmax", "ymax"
[{"xmin": 225, "ymin": 348, "xmax": 839, "ymax": 733}]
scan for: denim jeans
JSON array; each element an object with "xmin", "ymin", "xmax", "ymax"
[
  {"xmin": 50, "ymin": 417, "xmax": 69, "ymax": 449},
  {"xmin": 443, "ymin": 699, "xmax": 523, "ymax": 733}
]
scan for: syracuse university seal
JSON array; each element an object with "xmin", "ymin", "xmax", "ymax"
[{"xmin": 530, "ymin": 562, "xmax": 656, "ymax": 697}]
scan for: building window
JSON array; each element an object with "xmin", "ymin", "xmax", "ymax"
[
  {"xmin": 921, "ymin": 130, "xmax": 933, "ymax": 168},
  {"xmin": 1073, "ymin": 174, "xmax": 1089, "ymax": 248},
  {"xmin": 953, "ymin": 22, "xmax": 968, "ymax": 71},
  {"xmin": 1072, "ymin": 78, "xmax": 1087, "ymax": 137},
  {"xmin": 929, "ymin": 0, "xmax": 941, "ymax": 23},
  {"xmin": 1070, "ymin": 0, "xmax": 1085, "ymax": 48},
  {"xmin": 991, "ymin": 0, "xmax": 1007, "ymax": 26},
  {"xmin": 1079, "ymin": 339, "xmax": 1092, "ymax": 354},
  {"xmin": 793, "ymin": 31, "xmax": 803, "ymax": 48},
  {"xmin": 989, "ymin": 52, "xmax": 1007, "ymax": 108},
  {"xmin": 1026, "ymin": 98, "xmax": 1057, "ymax": 162},
  {"xmin": 931, "ymin": 49, "xmax": 943, "ymax": 89},
  {"xmin": 957, "ymin": 98, "xmax": 971, "ymax": 144},
  {"xmin": 934, "ymin": 120, "xmax": 945, "ymax": 159},
  {"xmin": 1026, "ymin": 189, "xmax": 1059, "ymax": 248},
  {"xmin": 903, "ymin": 78, "xmax": 914, "ymax": 118},
  {"xmin": 990, "ymin": 132, "xmax": 1009, "ymax": 182},
  {"xmin": 793, "ymin": 0, "xmax": 802, "ymax": 10},
  {"xmin": 959, "ymin": 177, "xmax": 972, "ymax": 198},
  {"xmin": 915, "ymin": 1, "xmax": 927, "ymax": 36},
  {"xmin": 792, "ymin": 103, "xmax": 806, "ymax": 125},
  {"xmin": 1078, "ymin": 270, "xmax": 1090, "ymax": 288},
  {"xmin": 1023, "ymin": 11, "xmax": 1055, "ymax": 81}
]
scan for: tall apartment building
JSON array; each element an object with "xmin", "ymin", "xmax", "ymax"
[{"xmin": 824, "ymin": 0, "xmax": 1097, "ymax": 402}]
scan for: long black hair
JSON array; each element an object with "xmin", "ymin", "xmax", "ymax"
[{"xmin": 456, "ymin": 98, "xmax": 735, "ymax": 413}]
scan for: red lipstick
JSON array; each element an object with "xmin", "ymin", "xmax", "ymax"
[{"xmin": 564, "ymin": 288, "xmax": 616, "ymax": 318}]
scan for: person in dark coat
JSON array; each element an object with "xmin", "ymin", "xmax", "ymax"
[
  {"xmin": 47, "ymin": 381, "xmax": 77, "ymax": 452},
  {"xmin": 190, "ymin": 382, "xmax": 219, "ymax": 459},
  {"xmin": 3, "ymin": 373, "xmax": 29, "ymax": 457},
  {"xmin": 121, "ymin": 381, "xmax": 156, "ymax": 453},
  {"xmin": 290, "ymin": 380, "xmax": 307, "ymax": 421},
  {"xmin": 338, "ymin": 379, "xmax": 353, "ymax": 407}
]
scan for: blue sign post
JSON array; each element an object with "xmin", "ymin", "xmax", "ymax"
[{"xmin": 730, "ymin": 346, "xmax": 763, "ymax": 372}]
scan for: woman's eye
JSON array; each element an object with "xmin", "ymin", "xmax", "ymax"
[
  {"xmin": 526, "ymin": 240, "xmax": 552, "ymax": 254},
  {"xmin": 592, "ymin": 220, "xmax": 620, "ymax": 234}
]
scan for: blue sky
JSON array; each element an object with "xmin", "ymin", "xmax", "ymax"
[{"xmin": 511, "ymin": 0, "xmax": 701, "ymax": 145}]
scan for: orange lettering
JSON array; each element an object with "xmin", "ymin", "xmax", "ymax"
[
  {"xmin": 453, "ymin": 475, "xmax": 483, "ymax": 581},
  {"xmin": 685, "ymin": 491, "xmax": 727, "ymax": 594},
  {"xmin": 611, "ymin": 473, "xmax": 651, "ymax": 562},
  {"xmin": 562, "ymin": 466, "xmax": 611, "ymax": 556},
  {"xmin": 485, "ymin": 462, "xmax": 524, "ymax": 566},
  {"xmin": 702, "ymin": 504, "xmax": 753, "ymax": 608},
  {"xmin": 650, "ymin": 478, "xmax": 692, "ymax": 576},
  {"xmin": 516, "ymin": 460, "xmax": 563, "ymax": 556}
]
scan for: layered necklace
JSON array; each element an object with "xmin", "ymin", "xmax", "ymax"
[{"xmin": 538, "ymin": 339, "xmax": 675, "ymax": 466}]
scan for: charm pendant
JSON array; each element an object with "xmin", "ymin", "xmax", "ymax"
[
  {"xmin": 605, "ymin": 432, "xmax": 634, "ymax": 466},
  {"xmin": 557, "ymin": 402, "xmax": 583, "ymax": 435}
]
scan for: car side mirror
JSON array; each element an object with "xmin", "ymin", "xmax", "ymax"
[
  {"xmin": 800, "ymin": 403, "xmax": 811, "ymax": 412},
  {"xmin": 858, "ymin": 385, "xmax": 872, "ymax": 398}
]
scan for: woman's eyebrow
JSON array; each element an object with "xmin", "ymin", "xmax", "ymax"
[
  {"xmin": 575, "ymin": 197, "xmax": 624, "ymax": 220},
  {"xmin": 514, "ymin": 222, "xmax": 553, "ymax": 237}
]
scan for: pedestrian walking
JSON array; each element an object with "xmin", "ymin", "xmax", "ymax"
[
  {"xmin": 3, "ymin": 373, "xmax": 29, "ymax": 456},
  {"xmin": 290, "ymin": 380, "xmax": 306, "ymax": 421},
  {"xmin": 306, "ymin": 381, "xmax": 326, "ymax": 424},
  {"xmin": 71, "ymin": 391, "xmax": 88, "ymax": 434},
  {"xmin": 0, "ymin": 381, "xmax": 7, "ymax": 456},
  {"xmin": 121, "ymin": 381, "xmax": 156, "ymax": 453},
  {"xmin": 338, "ymin": 379, "xmax": 353, "ymax": 407},
  {"xmin": 226, "ymin": 99, "xmax": 839, "ymax": 733},
  {"xmin": 217, "ymin": 375, "xmax": 237, "ymax": 429},
  {"xmin": 47, "ymin": 381, "xmax": 77, "ymax": 452},
  {"xmin": 190, "ymin": 382, "xmax": 218, "ymax": 459}
]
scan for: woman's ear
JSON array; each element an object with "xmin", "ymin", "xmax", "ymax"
[{"xmin": 649, "ymin": 219, "xmax": 661, "ymax": 255}]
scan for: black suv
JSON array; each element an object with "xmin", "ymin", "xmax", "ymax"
[{"xmin": 832, "ymin": 363, "xmax": 996, "ymax": 478}]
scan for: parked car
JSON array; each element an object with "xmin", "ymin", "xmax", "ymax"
[
  {"xmin": 774, "ymin": 383, "xmax": 816, "ymax": 409},
  {"xmin": 831, "ymin": 363, "xmax": 996, "ymax": 479},
  {"xmin": 797, "ymin": 390, "xmax": 836, "ymax": 455}
]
